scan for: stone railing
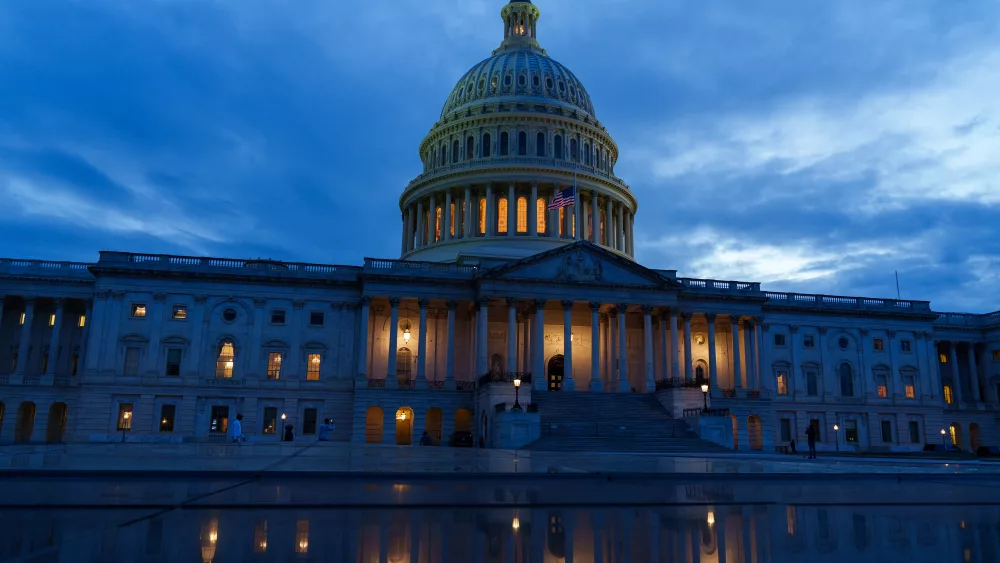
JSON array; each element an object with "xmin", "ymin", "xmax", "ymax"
[
  {"xmin": 202, "ymin": 377, "xmax": 245, "ymax": 387},
  {"xmin": 405, "ymin": 156, "xmax": 631, "ymax": 193},
  {"xmin": 764, "ymin": 291, "xmax": 931, "ymax": 312},
  {"xmin": 935, "ymin": 310, "xmax": 1000, "ymax": 328},
  {"xmin": 456, "ymin": 381, "xmax": 476, "ymax": 391},
  {"xmin": 364, "ymin": 258, "xmax": 478, "ymax": 278},
  {"xmin": 366, "ymin": 378, "xmax": 386, "ymax": 389},
  {"xmin": 97, "ymin": 252, "xmax": 361, "ymax": 278},
  {"xmin": 477, "ymin": 372, "xmax": 532, "ymax": 387},
  {"xmin": 0, "ymin": 258, "xmax": 94, "ymax": 278},
  {"xmin": 682, "ymin": 407, "xmax": 731, "ymax": 418},
  {"xmin": 655, "ymin": 377, "xmax": 707, "ymax": 391},
  {"xmin": 678, "ymin": 278, "xmax": 761, "ymax": 293}
]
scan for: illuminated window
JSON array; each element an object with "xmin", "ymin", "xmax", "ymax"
[
  {"xmin": 130, "ymin": 304, "xmax": 146, "ymax": 317},
  {"xmin": 123, "ymin": 346, "xmax": 140, "ymax": 375},
  {"xmin": 117, "ymin": 403, "xmax": 133, "ymax": 431},
  {"xmin": 777, "ymin": 371, "xmax": 788, "ymax": 395},
  {"xmin": 498, "ymin": 197, "xmax": 508, "ymax": 233},
  {"xmin": 943, "ymin": 385, "xmax": 953, "ymax": 404},
  {"xmin": 307, "ymin": 354, "xmax": 321, "ymax": 380},
  {"xmin": 172, "ymin": 306, "xmax": 186, "ymax": 319},
  {"xmin": 993, "ymin": 349, "xmax": 1000, "ymax": 361},
  {"xmin": 48, "ymin": 313, "xmax": 55, "ymax": 327},
  {"xmin": 516, "ymin": 196, "xmax": 527, "ymax": 233},
  {"xmin": 559, "ymin": 207, "xmax": 564, "ymax": 236},
  {"xmin": 267, "ymin": 352, "xmax": 282, "ymax": 380},
  {"xmin": 904, "ymin": 375, "xmax": 915, "ymax": 398},
  {"xmin": 78, "ymin": 315, "xmax": 86, "ymax": 328},
  {"xmin": 160, "ymin": 404, "xmax": 175, "ymax": 432},
  {"xmin": 876, "ymin": 374, "xmax": 887, "ymax": 398},
  {"xmin": 254, "ymin": 520, "xmax": 268, "ymax": 554},
  {"xmin": 949, "ymin": 424, "xmax": 958, "ymax": 446},
  {"xmin": 262, "ymin": 407, "xmax": 278, "ymax": 435},
  {"xmin": 434, "ymin": 206, "xmax": 441, "ymax": 241},
  {"xmin": 19, "ymin": 312, "xmax": 25, "ymax": 325},
  {"xmin": 295, "ymin": 520, "xmax": 309, "ymax": 554},
  {"xmin": 450, "ymin": 202, "xmax": 455, "ymax": 235},
  {"xmin": 786, "ymin": 506, "xmax": 797, "ymax": 536},
  {"xmin": 216, "ymin": 340, "xmax": 235, "ymax": 378},
  {"xmin": 939, "ymin": 353, "xmax": 947, "ymax": 363},
  {"xmin": 210, "ymin": 405, "xmax": 229, "ymax": 434},
  {"xmin": 873, "ymin": 338, "xmax": 884, "ymax": 351},
  {"xmin": 536, "ymin": 198, "xmax": 547, "ymax": 234},
  {"xmin": 478, "ymin": 198, "xmax": 486, "ymax": 234}
]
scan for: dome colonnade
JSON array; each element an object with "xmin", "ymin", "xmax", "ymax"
[{"xmin": 398, "ymin": 0, "xmax": 637, "ymax": 262}]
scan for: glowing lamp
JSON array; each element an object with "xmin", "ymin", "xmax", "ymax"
[
  {"xmin": 403, "ymin": 328, "xmax": 411, "ymax": 343},
  {"xmin": 512, "ymin": 517, "xmax": 520, "ymax": 531},
  {"xmin": 701, "ymin": 384, "xmax": 709, "ymax": 393},
  {"xmin": 514, "ymin": 377, "xmax": 521, "ymax": 388},
  {"xmin": 707, "ymin": 511, "xmax": 715, "ymax": 526}
]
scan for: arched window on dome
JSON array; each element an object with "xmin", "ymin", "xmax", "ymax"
[
  {"xmin": 516, "ymin": 196, "xmax": 527, "ymax": 233},
  {"xmin": 432, "ymin": 148, "xmax": 437, "ymax": 169},
  {"xmin": 440, "ymin": 143, "xmax": 447, "ymax": 166},
  {"xmin": 536, "ymin": 197, "xmax": 547, "ymax": 234},
  {"xmin": 466, "ymin": 136, "xmax": 474, "ymax": 161},
  {"xmin": 482, "ymin": 133, "xmax": 491, "ymax": 158},
  {"xmin": 452, "ymin": 140, "xmax": 460, "ymax": 164},
  {"xmin": 558, "ymin": 207, "xmax": 565, "ymax": 236},
  {"xmin": 478, "ymin": 197, "xmax": 486, "ymax": 235},
  {"xmin": 434, "ymin": 206, "xmax": 442, "ymax": 242},
  {"xmin": 450, "ymin": 202, "xmax": 455, "ymax": 236},
  {"xmin": 554, "ymin": 135, "xmax": 563, "ymax": 159},
  {"xmin": 584, "ymin": 142, "xmax": 591, "ymax": 166},
  {"xmin": 500, "ymin": 132, "xmax": 509, "ymax": 156},
  {"xmin": 600, "ymin": 210, "xmax": 606, "ymax": 243},
  {"xmin": 536, "ymin": 132, "xmax": 545, "ymax": 157},
  {"xmin": 518, "ymin": 132, "xmax": 527, "ymax": 155},
  {"xmin": 569, "ymin": 138, "xmax": 578, "ymax": 162},
  {"xmin": 497, "ymin": 197, "xmax": 508, "ymax": 234}
]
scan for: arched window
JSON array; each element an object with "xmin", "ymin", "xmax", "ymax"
[
  {"xmin": 482, "ymin": 133, "xmax": 491, "ymax": 158},
  {"xmin": 558, "ymin": 207, "xmax": 565, "ymax": 236},
  {"xmin": 516, "ymin": 196, "xmax": 527, "ymax": 233},
  {"xmin": 500, "ymin": 132, "xmax": 509, "ymax": 156},
  {"xmin": 570, "ymin": 138, "xmax": 578, "ymax": 161},
  {"xmin": 806, "ymin": 369, "xmax": 818, "ymax": 396},
  {"xmin": 536, "ymin": 132, "xmax": 545, "ymax": 156},
  {"xmin": 466, "ymin": 136, "xmax": 474, "ymax": 161},
  {"xmin": 452, "ymin": 140, "xmax": 460, "ymax": 163},
  {"xmin": 434, "ymin": 206, "xmax": 442, "ymax": 242},
  {"xmin": 839, "ymin": 363, "xmax": 854, "ymax": 397},
  {"xmin": 518, "ymin": 131, "xmax": 527, "ymax": 155},
  {"xmin": 432, "ymin": 149, "xmax": 437, "ymax": 168},
  {"xmin": 584, "ymin": 142, "xmax": 591, "ymax": 165},
  {"xmin": 599, "ymin": 210, "xmax": 606, "ymax": 242},
  {"xmin": 498, "ymin": 197, "xmax": 508, "ymax": 233},
  {"xmin": 478, "ymin": 197, "xmax": 487, "ymax": 234},
  {"xmin": 216, "ymin": 340, "xmax": 235, "ymax": 378},
  {"xmin": 536, "ymin": 197, "xmax": 547, "ymax": 234},
  {"xmin": 449, "ymin": 202, "xmax": 456, "ymax": 236},
  {"xmin": 440, "ymin": 143, "xmax": 447, "ymax": 166},
  {"xmin": 554, "ymin": 135, "xmax": 563, "ymax": 159},
  {"xmin": 397, "ymin": 348, "xmax": 412, "ymax": 378},
  {"xmin": 776, "ymin": 370, "xmax": 788, "ymax": 395}
]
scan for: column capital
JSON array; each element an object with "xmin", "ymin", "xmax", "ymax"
[
  {"xmin": 446, "ymin": 300, "xmax": 458, "ymax": 310},
  {"xmin": 753, "ymin": 315, "xmax": 765, "ymax": 323},
  {"xmin": 730, "ymin": 314, "xmax": 741, "ymax": 325},
  {"xmin": 589, "ymin": 301, "xmax": 602, "ymax": 311},
  {"xmin": 818, "ymin": 326, "xmax": 828, "ymax": 335},
  {"xmin": 388, "ymin": 297, "xmax": 401, "ymax": 306},
  {"xmin": 51, "ymin": 297, "xmax": 66, "ymax": 308},
  {"xmin": 741, "ymin": 319, "xmax": 755, "ymax": 329},
  {"xmin": 887, "ymin": 330, "xmax": 897, "ymax": 338},
  {"xmin": 617, "ymin": 303, "xmax": 629, "ymax": 312},
  {"xmin": 110, "ymin": 292, "xmax": 126, "ymax": 301},
  {"xmin": 641, "ymin": 305, "xmax": 654, "ymax": 314},
  {"xmin": 680, "ymin": 312, "xmax": 693, "ymax": 321},
  {"xmin": 254, "ymin": 297, "xmax": 267, "ymax": 307},
  {"xmin": 292, "ymin": 299, "xmax": 306, "ymax": 309},
  {"xmin": 760, "ymin": 323, "xmax": 770, "ymax": 332},
  {"xmin": 360, "ymin": 296, "xmax": 372, "ymax": 306},
  {"xmin": 153, "ymin": 293, "xmax": 167, "ymax": 303},
  {"xmin": 859, "ymin": 328, "xmax": 869, "ymax": 336},
  {"xmin": 530, "ymin": 181, "xmax": 538, "ymax": 188},
  {"xmin": 705, "ymin": 313, "xmax": 717, "ymax": 322},
  {"xmin": 561, "ymin": 300, "xmax": 574, "ymax": 310},
  {"xmin": 506, "ymin": 297, "xmax": 519, "ymax": 308},
  {"xmin": 789, "ymin": 325, "xmax": 799, "ymax": 333},
  {"xmin": 19, "ymin": 296, "xmax": 37, "ymax": 306},
  {"xmin": 478, "ymin": 297, "xmax": 491, "ymax": 307},
  {"xmin": 417, "ymin": 298, "xmax": 430, "ymax": 309}
]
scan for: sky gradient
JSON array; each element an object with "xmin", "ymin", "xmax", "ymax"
[{"xmin": 1, "ymin": 0, "xmax": 997, "ymax": 313}]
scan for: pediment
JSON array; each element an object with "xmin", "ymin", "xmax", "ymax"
[{"xmin": 480, "ymin": 241, "xmax": 678, "ymax": 288}]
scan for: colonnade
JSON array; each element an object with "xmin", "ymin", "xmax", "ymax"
[
  {"xmin": 938, "ymin": 340, "xmax": 997, "ymax": 407},
  {"xmin": 0, "ymin": 295, "xmax": 90, "ymax": 382},
  {"xmin": 400, "ymin": 182, "xmax": 635, "ymax": 256}
]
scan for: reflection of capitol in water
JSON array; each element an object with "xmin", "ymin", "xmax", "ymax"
[{"xmin": 2, "ymin": 503, "xmax": 994, "ymax": 562}]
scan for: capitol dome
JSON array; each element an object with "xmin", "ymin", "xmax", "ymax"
[{"xmin": 399, "ymin": 0, "xmax": 638, "ymax": 264}]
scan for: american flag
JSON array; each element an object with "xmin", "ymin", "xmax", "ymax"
[{"xmin": 548, "ymin": 186, "xmax": 575, "ymax": 210}]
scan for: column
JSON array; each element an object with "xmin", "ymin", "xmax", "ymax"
[
  {"xmin": 669, "ymin": 309, "xmax": 680, "ymax": 382},
  {"xmin": 745, "ymin": 320, "xmax": 758, "ymax": 390},
  {"xmin": 643, "ymin": 306, "xmax": 654, "ymax": 392},
  {"xmin": 45, "ymin": 298, "xmax": 65, "ymax": 377},
  {"xmin": 529, "ymin": 182, "xmax": 538, "ymax": 236},
  {"xmin": 533, "ymin": 300, "xmax": 546, "ymax": 391},
  {"xmin": 590, "ymin": 191, "xmax": 600, "ymax": 243},
  {"xmin": 428, "ymin": 193, "xmax": 437, "ymax": 243},
  {"xmin": 706, "ymin": 314, "xmax": 718, "ymax": 389},
  {"xmin": 658, "ymin": 311, "xmax": 669, "ymax": 382},
  {"xmin": 476, "ymin": 298, "xmax": 489, "ymax": 376},
  {"xmin": 617, "ymin": 304, "xmax": 629, "ymax": 392},
  {"xmin": 507, "ymin": 183, "xmax": 516, "ymax": 237},
  {"xmin": 562, "ymin": 300, "xmax": 575, "ymax": 391},
  {"xmin": 356, "ymin": 297, "xmax": 370, "ymax": 381},
  {"xmin": 590, "ymin": 302, "xmax": 602, "ymax": 392},
  {"xmin": 949, "ymin": 343, "xmax": 964, "ymax": 406},
  {"xmin": 446, "ymin": 300, "xmax": 456, "ymax": 389},
  {"xmin": 608, "ymin": 307, "xmax": 618, "ymax": 390},
  {"xmin": 966, "ymin": 343, "xmax": 981, "ymax": 403},
  {"xmin": 464, "ymin": 185, "xmax": 473, "ymax": 238},
  {"xmin": 14, "ymin": 297, "xmax": 35, "ymax": 376},
  {"xmin": 416, "ymin": 200, "xmax": 425, "ymax": 248},
  {"xmin": 616, "ymin": 204, "xmax": 624, "ymax": 251},
  {"xmin": 731, "ymin": 315, "xmax": 743, "ymax": 389},
  {"xmin": 682, "ymin": 313, "xmax": 693, "ymax": 382},
  {"xmin": 444, "ymin": 190, "xmax": 453, "ymax": 241},
  {"xmin": 507, "ymin": 298, "xmax": 518, "ymax": 375},
  {"xmin": 625, "ymin": 212, "xmax": 633, "ymax": 255},
  {"xmin": 486, "ymin": 184, "xmax": 494, "ymax": 236},
  {"xmin": 574, "ymin": 186, "xmax": 582, "ymax": 240},
  {"xmin": 548, "ymin": 188, "xmax": 559, "ymax": 238},
  {"xmin": 604, "ymin": 198, "xmax": 613, "ymax": 247},
  {"xmin": 401, "ymin": 208, "xmax": 408, "ymax": 254},
  {"xmin": 416, "ymin": 299, "xmax": 429, "ymax": 388},
  {"xmin": 387, "ymin": 298, "xmax": 399, "ymax": 382}
]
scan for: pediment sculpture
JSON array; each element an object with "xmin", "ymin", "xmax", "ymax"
[{"xmin": 555, "ymin": 250, "xmax": 603, "ymax": 282}]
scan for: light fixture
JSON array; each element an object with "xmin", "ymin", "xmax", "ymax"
[
  {"xmin": 209, "ymin": 531, "xmax": 218, "ymax": 544},
  {"xmin": 225, "ymin": 360, "xmax": 234, "ymax": 369},
  {"xmin": 161, "ymin": 418, "xmax": 168, "ymax": 425},
  {"xmin": 311, "ymin": 356, "xmax": 320, "ymax": 364},
  {"xmin": 941, "ymin": 429, "xmax": 946, "ymax": 435},
  {"xmin": 396, "ymin": 411, "xmax": 407, "ymax": 421},
  {"xmin": 700, "ymin": 384, "xmax": 709, "ymax": 393},
  {"xmin": 700, "ymin": 384, "xmax": 709, "ymax": 412},
  {"xmin": 403, "ymin": 328, "xmax": 411, "ymax": 343},
  {"xmin": 833, "ymin": 424, "xmax": 839, "ymax": 431},
  {"xmin": 570, "ymin": 333, "xmax": 574, "ymax": 342},
  {"xmin": 513, "ymin": 377, "xmax": 522, "ymax": 410},
  {"xmin": 707, "ymin": 511, "xmax": 715, "ymax": 526},
  {"xmin": 514, "ymin": 377, "xmax": 522, "ymax": 388},
  {"xmin": 281, "ymin": 413, "xmax": 287, "ymax": 421},
  {"xmin": 512, "ymin": 517, "xmax": 520, "ymax": 531}
]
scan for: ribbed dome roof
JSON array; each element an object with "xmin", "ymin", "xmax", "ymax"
[{"xmin": 440, "ymin": 49, "xmax": 596, "ymax": 120}]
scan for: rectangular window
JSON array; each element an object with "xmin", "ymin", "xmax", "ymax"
[
  {"xmin": 48, "ymin": 313, "xmax": 55, "ymax": 327},
  {"xmin": 165, "ymin": 348, "xmax": 182, "ymax": 376},
  {"xmin": 877, "ymin": 382, "xmax": 888, "ymax": 398},
  {"xmin": 806, "ymin": 371, "xmax": 818, "ymax": 396},
  {"xmin": 779, "ymin": 418, "xmax": 791, "ymax": 442},
  {"xmin": 78, "ymin": 315, "xmax": 86, "ymax": 328},
  {"xmin": 309, "ymin": 312, "xmax": 324, "ymax": 326},
  {"xmin": 131, "ymin": 304, "xmax": 146, "ymax": 317},
  {"xmin": 159, "ymin": 405, "xmax": 176, "ymax": 432},
  {"xmin": 776, "ymin": 371, "xmax": 788, "ymax": 395},
  {"xmin": 774, "ymin": 334, "xmax": 786, "ymax": 346},
  {"xmin": 19, "ymin": 312, "xmax": 25, "ymax": 325},
  {"xmin": 908, "ymin": 421, "xmax": 920, "ymax": 443},
  {"xmin": 873, "ymin": 338, "xmax": 884, "ymax": 351},
  {"xmin": 210, "ymin": 406, "xmax": 229, "ymax": 434},
  {"xmin": 302, "ymin": 408, "xmax": 318, "ymax": 435},
  {"xmin": 171, "ymin": 306, "xmax": 187, "ymax": 320},
  {"xmin": 123, "ymin": 346, "xmax": 141, "ymax": 375},
  {"xmin": 262, "ymin": 407, "xmax": 278, "ymax": 435},
  {"xmin": 71, "ymin": 352, "xmax": 79, "ymax": 375},
  {"xmin": 41, "ymin": 354, "xmax": 48, "ymax": 374},
  {"xmin": 845, "ymin": 420, "xmax": 859, "ymax": 443},
  {"xmin": 11, "ymin": 352, "xmax": 18, "ymax": 372},
  {"xmin": 117, "ymin": 403, "xmax": 134, "ymax": 431},
  {"xmin": 939, "ymin": 353, "xmax": 948, "ymax": 363},
  {"xmin": 267, "ymin": 352, "xmax": 282, "ymax": 379},
  {"xmin": 944, "ymin": 385, "xmax": 953, "ymax": 404},
  {"xmin": 993, "ymin": 350, "xmax": 1000, "ymax": 361},
  {"xmin": 254, "ymin": 520, "xmax": 268, "ymax": 554},
  {"xmin": 809, "ymin": 419, "xmax": 821, "ymax": 442},
  {"xmin": 880, "ymin": 420, "xmax": 893, "ymax": 443},
  {"xmin": 270, "ymin": 310, "xmax": 286, "ymax": 324},
  {"xmin": 803, "ymin": 335, "xmax": 815, "ymax": 348},
  {"xmin": 901, "ymin": 340, "xmax": 912, "ymax": 352},
  {"xmin": 904, "ymin": 376, "xmax": 915, "ymax": 399},
  {"xmin": 307, "ymin": 354, "xmax": 321, "ymax": 380},
  {"xmin": 295, "ymin": 520, "xmax": 309, "ymax": 554}
]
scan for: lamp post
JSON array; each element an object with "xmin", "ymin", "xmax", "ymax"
[
  {"xmin": 121, "ymin": 411, "xmax": 131, "ymax": 443},
  {"xmin": 513, "ymin": 376, "xmax": 522, "ymax": 411},
  {"xmin": 941, "ymin": 428, "xmax": 947, "ymax": 445},
  {"xmin": 701, "ymin": 383, "xmax": 709, "ymax": 413},
  {"xmin": 833, "ymin": 424, "xmax": 840, "ymax": 453}
]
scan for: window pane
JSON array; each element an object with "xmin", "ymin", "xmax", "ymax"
[
  {"xmin": 123, "ymin": 347, "xmax": 140, "ymax": 376},
  {"xmin": 307, "ymin": 354, "xmax": 321, "ymax": 381},
  {"xmin": 478, "ymin": 198, "xmax": 486, "ymax": 234},
  {"xmin": 516, "ymin": 197, "xmax": 527, "ymax": 233},
  {"xmin": 267, "ymin": 352, "xmax": 282, "ymax": 379},
  {"xmin": 303, "ymin": 409, "xmax": 318, "ymax": 435},
  {"xmin": 210, "ymin": 406, "xmax": 229, "ymax": 434},
  {"xmin": 117, "ymin": 403, "xmax": 134, "ymax": 431},
  {"xmin": 908, "ymin": 421, "xmax": 920, "ymax": 443},
  {"xmin": 881, "ymin": 420, "xmax": 893, "ymax": 443},
  {"xmin": 159, "ymin": 405, "xmax": 176, "ymax": 432},
  {"xmin": 497, "ymin": 197, "xmax": 508, "ymax": 233},
  {"xmin": 131, "ymin": 304, "xmax": 146, "ymax": 317},
  {"xmin": 309, "ymin": 312, "xmax": 324, "ymax": 326},
  {"xmin": 172, "ymin": 306, "xmax": 187, "ymax": 320},
  {"xmin": 216, "ymin": 341, "xmax": 235, "ymax": 378},
  {"xmin": 166, "ymin": 348, "xmax": 182, "ymax": 376},
  {"xmin": 262, "ymin": 407, "xmax": 278, "ymax": 435},
  {"xmin": 536, "ymin": 198, "xmax": 547, "ymax": 234}
]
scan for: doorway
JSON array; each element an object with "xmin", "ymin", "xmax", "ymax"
[
  {"xmin": 395, "ymin": 407, "xmax": 414, "ymax": 445},
  {"xmin": 547, "ymin": 355, "xmax": 565, "ymax": 391},
  {"xmin": 46, "ymin": 402, "xmax": 68, "ymax": 443}
]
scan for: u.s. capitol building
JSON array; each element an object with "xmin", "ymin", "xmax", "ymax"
[{"xmin": 1, "ymin": 0, "xmax": 997, "ymax": 454}]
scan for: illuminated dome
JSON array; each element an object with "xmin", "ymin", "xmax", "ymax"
[{"xmin": 399, "ymin": 1, "xmax": 638, "ymax": 263}]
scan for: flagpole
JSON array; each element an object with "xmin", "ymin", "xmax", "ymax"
[
  {"xmin": 895, "ymin": 270, "xmax": 901, "ymax": 300},
  {"xmin": 573, "ymin": 163, "xmax": 580, "ymax": 240}
]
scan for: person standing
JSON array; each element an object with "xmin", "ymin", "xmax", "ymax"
[
  {"xmin": 231, "ymin": 413, "xmax": 245, "ymax": 444},
  {"xmin": 805, "ymin": 423, "xmax": 817, "ymax": 459},
  {"xmin": 318, "ymin": 419, "xmax": 335, "ymax": 441}
]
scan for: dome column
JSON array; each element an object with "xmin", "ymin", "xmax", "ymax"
[
  {"xmin": 616, "ymin": 203, "xmax": 625, "ymax": 251},
  {"xmin": 444, "ymin": 189, "xmax": 452, "ymax": 241},
  {"xmin": 507, "ymin": 183, "xmax": 516, "ymax": 237},
  {"xmin": 429, "ymin": 193, "xmax": 437, "ymax": 243},
  {"xmin": 464, "ymin": 185, "xmax": 473, "ymax": 238},
  {"xmin": 590, "ymin": 191, "xmax": 600, "ymax": 244},
  {"xmin": 605, "ymin": 197, "xmax": 613, "ymax": 247},
  {"xmin": 485, "ymin": 184, "xmax": 494, "ymax": 236},
  {"xmin": 416, "ymin": 199, "xmax": 425, "ymax": 249},
  {"xmin": 529, "ymin": 182, "xmax": 538, "ymax": 236}
]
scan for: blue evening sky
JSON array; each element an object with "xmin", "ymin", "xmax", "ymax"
[{"xmin": 1, "ymin": 1, "xmax": 997, "ymax": 312}]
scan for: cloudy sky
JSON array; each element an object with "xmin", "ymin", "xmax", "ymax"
[{"xmin": 1, "ymin": 0, "xmax": 997, "ymax": 312}]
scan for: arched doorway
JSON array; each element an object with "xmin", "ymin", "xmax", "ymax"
[
  {"xmin": 547, "ymin": 355, "xmax": 565, "ymax": 391},
  {"xmin": 395, "ymin": 407, "xmax": 414, "ymax": 445},
  {"xmin": 425, "ymin": 408, "xmax": 443, "ymax": 445},
  {"xmin": 747, "ymin": 415, "xmax": 763, "ymax": 450},
  {"xmin": 15, "ymin": 402, "xmax": 36, "ymax": 443},
  {"xmin": 455, "ymin": 408, "xmax": 472, "ymax": 433},
  {"xmin": 731, "ymin": 415, "xmax": 740, "ymax": 450},
  {"xmin": 45, "ymin": 402, "xmax": 68, "ymax": 443},
  {"xmin": 949, "ymin": 423, "xmax": 962, "ymax": 448},
  {"xmin": 547, "ymin": 513, "xmax": 566, "ymax": 559},
  {"xmin": 365, "ymin": 406, "xmax": 383, "ymax": 444},
  {"xmin": 970, "ymin": 423, "xmax": 982, "ymax": 450}
]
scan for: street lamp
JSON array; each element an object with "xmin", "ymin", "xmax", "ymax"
[
  {"xmin": 941, "ymin": 428, "xmax": 947, "ymax": 445},
  {"xmin": 121, "ymin": 411, "xmax": 131, "ymax": 443},
  {"xmin": 833, "ymin": 424, "xmax": 840, "ymax": 453},
  {"xmin": 701, "ymin": 384, "xmax": 709, "ymax": 413},
  {"xmin": 512, "ymin": 377, "xmax": 522, "ymax": 411}
]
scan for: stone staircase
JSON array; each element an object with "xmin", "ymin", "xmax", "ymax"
[{"xmin": 524, "ymin": 393, "xmax": 731, "ymax": 453}]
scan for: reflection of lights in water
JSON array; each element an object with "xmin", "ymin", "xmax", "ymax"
[
  {"xmin": 295, "ymin": 520, "xmax": 309, "ymax": 554},
  {"xmin": 200, "ymin": 519, "xmax": 219, "ymax": 563},
  {"xmin": 707, "ymin": 511, "xmax": 715, "ymax": 526},
  {"xmin": 512, "ymin": 517, "xmax": 520, "ymax": 531},
  {"xmin": 393, "ymin": 484, "xmax": 411, "ymax": 493},
  {"xmin": 209, "ymin": 532, "xmax": 217, "ymax": 543}
]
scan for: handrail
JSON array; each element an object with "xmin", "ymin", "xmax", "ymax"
[
  {"xmin": 406, "ymin": 156, "xmax": 631, "ymax": 192},
  {"xmin": 477, "ymin": 372, "xmax": 532, "ymax": 387},
  {"xmin": 97, "ymin": 252, "xmax": 361, "ymax": 275},
  {"xmin": 763, "ymin": 291, "xmax": 931, "ymax": 312}
]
